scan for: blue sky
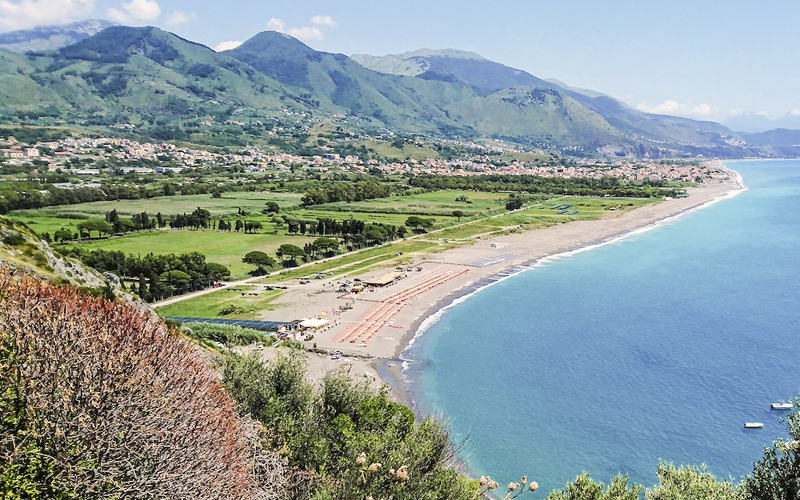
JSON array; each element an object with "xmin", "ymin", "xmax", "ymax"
[{"xmin": 1, "ymin": 0, "xmax": 798, "ymax": 123}]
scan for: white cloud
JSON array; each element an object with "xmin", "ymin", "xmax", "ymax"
[
  {"xmin": 266, "ymin": 15, "xmax": 335, "ymax": 42},
  {"xmin": 165, "ymin": 10, "xmax": 195, "ymax": 27},
  {"xmin": 311, "ymin": 15, "xmax": 336, "ymax": 27},
  {"xmin": 266, "ymin": 18, "xmax": 285, "ymax": 31},
  {"xmin": 730, "ymin": 109, "xmax": 769, "ymax": 118},
  {"xmin": 108, "ymin": 0, "xmax": 160, "ymax": 24},
  {"xmin": 0, "ymin": 0, "xmax": 95, "ymax": 32},
  {"xmin": 637, "ymin": 100, "xmax": 718, "ymax": 119},
  {"xmin": 789, "ymin": 109, "xmax": 800, "ymax": 117},
  {"xmin": 214, "ymin": 40, "xmax": 242, "ymax": 52},
  {"xmin": 287, "ymin": 26, "xmax": 324, "ymax": 41}
]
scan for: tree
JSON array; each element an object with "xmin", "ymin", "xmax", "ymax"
[
  {"xmin": 243, "ymin": 251, "xmax": 276, "ymax": 275},
  {"xmin": 276, "ymin": 244, "xmax": 305, "ymax": 267},
  {"xmin": 312, "ymin": 237, "xmax": 340, "ymax": 258},
  {"xmin": 54, "ymin": 227, "xmax": 74, "ymax": 243},
  {"xmin": 77, "ymin": 218, "xmax": 114, "ymax": 238},
  {"xmin": 264, "ymin": 201, "xmax": 280, "ymax": 214},
  {"xmin": 364, "ymin": 225, "xmax": 388, "ymax": 245},
  {"xmin": 160, "ymin": 269, "xmax": 192, "ymax": 295},
  {"xmin": 547, "ymin": 473, "xmax": 643, "ymax": 500},
  {"xmin": 506, "ymin": 195, "xmax": 524, "ymax": 210},
  {"xmin": 647, "ymin": 462, "xmax": 741, "ymax": 500},
  {"xmin": 405, "ymin": 216, "xmax": 434, "ymax": 233},
  {"xmin": 206, "ymin": 262, "xmax": 231, "ymax": 283},
  {"xmin": 452, "ymin": 210, "xmax": 464, "ymax": 222},
  {"xmin": 244, "ymin": 220, "xmax": 263, "ymax": 234}
]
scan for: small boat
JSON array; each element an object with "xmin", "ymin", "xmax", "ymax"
[
  {"xmin": 771, "ymin": 401, "xmax": 793, "ymax": 410},
  {"xmin": 744, "ymin": 422, "xmax": 764, "ymax": 428}
]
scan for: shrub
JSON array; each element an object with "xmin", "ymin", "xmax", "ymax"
[
  {"xmin": 186, "ymin": 322, "xmax": 271, "ymax": 346},
  {"xmin": 0, "ymin": 266, "xmax": 267, "ymax": 499},
  {"xmin": 1, "ymin": 232, "xmax": 25, "ymax": 246},
  {"xmin": 222, "ymin": 352, "xmax": 480, "ymax": 500},
  {"xmin": 218, "ymin": 300, "xmax": 257, "ymax": 316}
]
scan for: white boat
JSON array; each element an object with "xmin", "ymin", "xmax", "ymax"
[
  {"xmin": 745, "ymin": 422, "xmax": 764, "ymax": 428},
  {"xmin": 771, "ymin": 402, "xmax": 793, "ymax": 410}
]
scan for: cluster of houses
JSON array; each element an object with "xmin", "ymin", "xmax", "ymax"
[{"xmin": 0, "ymin": 134, "xmax": 722, "ymax": 183}]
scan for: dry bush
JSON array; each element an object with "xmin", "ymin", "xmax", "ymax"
[{"xmin": 0, "ymin": 266, "xmax": 273, "ymax": 499}]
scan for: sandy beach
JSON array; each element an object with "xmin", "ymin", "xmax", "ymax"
[{"xmin": 251, "ymin": 171, "xmax": 743, "ymax": 402}]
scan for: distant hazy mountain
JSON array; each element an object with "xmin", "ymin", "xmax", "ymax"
[
  {"xmin": 0, "ymin": 19, "xmax": 116, "ymax": 53},
  {"xmin": 738, "ymin": 129, "xmax": 800, "ymax": 156},
  {"xmin": 722, "ymin": 113, "xmax": 800, "ymax": 133},
  {"xmin": 352, "ymin": 48, "xmax": 552, "ymax": 91}
]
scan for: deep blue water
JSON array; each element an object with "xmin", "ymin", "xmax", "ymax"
[{"xmin": 402, "ymin": 160, "xmax": 800, "ymax": 493}]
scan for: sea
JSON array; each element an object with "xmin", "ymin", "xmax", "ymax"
[{"xmin": 400, "ymin": 159, "xmax": 800, "ymax": 494}]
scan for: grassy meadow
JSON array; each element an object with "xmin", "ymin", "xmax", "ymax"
[{"xmin": 157, "ymin": 285, "xmax": 283, "ymax": 319}]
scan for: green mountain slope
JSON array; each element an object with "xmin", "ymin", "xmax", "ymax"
[
  {"xmin": 448, "ymin": 87, "xmax": 622, "ymax": 148},
  {"xmin": 0, "ymin": 26, "xmax": 317, "ymax": 135},
  {"xmin": 0, "ymin": 26, "xmax": 767, "ymax": 156},
  {"xmin": 225, "ymin": 31, "xmax": 631, "ymax": 146},
  {"xmin": 352, "ymin": 48, "xmax": 756, "ymax": 154}
]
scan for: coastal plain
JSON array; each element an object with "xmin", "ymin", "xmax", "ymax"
[{"xmin": 197, "ymin": 174, "xmax": 743, "ymax": 395}]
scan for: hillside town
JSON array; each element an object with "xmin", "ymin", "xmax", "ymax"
[{"xmin": 1, "ymin": 134, "xmax": 724, "ymax": 184}]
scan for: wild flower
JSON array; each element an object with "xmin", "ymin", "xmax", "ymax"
[{"xmin": 396, "ymin": 465, "xmax": 410, "ymax": 481}]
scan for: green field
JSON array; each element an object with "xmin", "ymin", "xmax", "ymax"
[
  {"xmin": 308, "ymin": 190, "xmax": 507, "ymax": 218},
  {"xmin": 157, "ymin": 285, "xmax": 283, "ymax": 319},
  {"xmin": 68, "ymin": 229, "xmax": 312, "ymax": 269},
  {"xmin": 12, "ymin": 191, "xmax": 304, "ymax": 219},
  {"xmin": 431, "ymin": 196, "xmax": 660, "ymax": 239}
]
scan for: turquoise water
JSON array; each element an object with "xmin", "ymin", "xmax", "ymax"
[{"xmin": 402, "ymin": 160, "xmax": 800, "ymax": 493}]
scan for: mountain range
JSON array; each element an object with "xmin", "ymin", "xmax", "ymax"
[{"xmin": 0, "ymin": 23, "xmax": 795, "ymax": 158}]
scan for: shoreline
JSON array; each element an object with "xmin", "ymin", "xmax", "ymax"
[{"xmin": 255, "ymin": 170, "xmax": 745, "ymax": 408}]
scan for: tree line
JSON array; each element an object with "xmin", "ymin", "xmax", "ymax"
[
  {"xmin": 59, "ymin": 248, "xmax": 230, "ymax": 302},
  {"xmin": 407, "ymin": 173, "xmax": 686, "ymax": 198},
  {"xmin": 300, "ymin": 179, "xmax": 394, "ymax": 206}
]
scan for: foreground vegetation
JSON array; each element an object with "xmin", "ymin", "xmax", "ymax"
[{"xmin": 1, "ymin": 266, "xmax": 798, "ymax": 499}]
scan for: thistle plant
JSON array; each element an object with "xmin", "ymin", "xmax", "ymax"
[{"xmin": 476, "ymin": 474, "xmax": 539, "ymax": 500}]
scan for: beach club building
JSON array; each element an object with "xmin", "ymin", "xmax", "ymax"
[{"xmin": 363, "ymin": 271, "xmax": 404, "ymax": 288}]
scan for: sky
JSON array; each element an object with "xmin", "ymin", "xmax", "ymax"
[{"xmin": 1, "ymin": 0, "xmax": 799, "ymax": 124}]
